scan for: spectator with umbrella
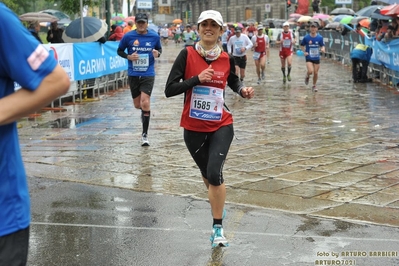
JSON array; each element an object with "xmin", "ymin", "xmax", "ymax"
[
  {"xmin": 28, "ymin": 20, "xmax": 42, "ymax": 43},
  {"xmin": 109, "ymin": 25, "xmax": 124, "ymax": 41},
  {"xmin": 47, "ymin": 21, "xmax": 64, "ymax": 43}
]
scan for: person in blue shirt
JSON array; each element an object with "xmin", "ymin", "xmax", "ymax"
[
  {"xmin": 117, "ymin": 13, "xmax": 162, "ymax": 146},
  {"xmin": 300, "ymin": 22, "xmax": 325, "ymax": 92},
  {"xmin": 350, "ymin": 44, "xmax": 373, "ymax": 83},
  {"xmin": 0, "ymin": 3, "xmax": 70, "ymax": 265}
]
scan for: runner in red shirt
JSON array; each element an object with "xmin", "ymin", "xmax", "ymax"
[
  {"xmin": 251, "ymin": 25, "xmax": 269, "ymax": 84},
  {"xmin": 276, "ymin": 21, "xmax": 296, "ymax": 83}
]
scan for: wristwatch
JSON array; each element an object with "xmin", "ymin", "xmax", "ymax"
[{"xmin": 158, "ymin": 51, "xmax": 161, "ymax": 58}]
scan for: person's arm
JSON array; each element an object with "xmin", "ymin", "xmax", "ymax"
[
  {"xmin": 46, "ymin": 30, "xmax": 52, "ymax": 42},
  {"xmin": 0, "ymin": 64, "xmax": 70, "ymax": 125},
  {"xmin": 227, "ymin": 55, "xmax": 244, "ymax": 96},
  {"xmin": 275, "ymin": 33, "xmax": 281, "ymax": 44},
  {"xmin": 245, "ymin": 35, "xmax": 253, "ymax": 50},
  {"xmin": 165, "ymin": 49, "xmax": 200, "ymax": 97}
]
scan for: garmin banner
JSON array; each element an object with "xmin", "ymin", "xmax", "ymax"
[
  {"xmin": 365, "ymin": 38, "xmax": 399, "ymax": 71},
  {"xmin": 73, "ymin": 41, "xmax": 128, "ymax": 81}
]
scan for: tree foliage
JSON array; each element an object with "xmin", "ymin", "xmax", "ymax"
[{"xmin": 44, "ymin": 0, "xmax": 101, "ymax": 16}]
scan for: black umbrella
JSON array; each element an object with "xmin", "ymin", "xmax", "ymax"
[
  {"xmin": 355, "ymin": 5, "xmax": 383, "ymax": 17},
  {"xmin": 63, "ymin": 17, "xmax": 108, "ymax": 43},
  {"xmin": 330, "ymin": 7, "xmax": 355, "ymax": 16}
]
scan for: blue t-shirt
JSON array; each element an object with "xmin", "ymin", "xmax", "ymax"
[
  {"xmin": 300, "ymin": 33, "xmax": 325, "ymax": 61},
  {"xmin": 0, "ymin": 3, "xmax": 57, "ymax": 236},
  {"xmin": 118, "ymin": 29, "xmax": 162, "ymax": 77}
]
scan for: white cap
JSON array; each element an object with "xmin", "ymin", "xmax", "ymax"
[
  {"xmin": 197, "ymin": 10, "xmax": 223, "ymax": 26},
  {"xmin": 283, "ymin": 21, "xmax": 290, "ymax": 27},
  {"xmin": 257, "ymin": 24, "xmax": 264, "ymax": 30}
]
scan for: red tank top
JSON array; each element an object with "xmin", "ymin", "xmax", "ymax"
[
  {"xmin": 181, "ymin": 47, "xmax": 233, "ymax": 132},
  {"xmin": 254, "ymin": 35, "xmax": 267, "ymax": 53},
  {"xmin": 279, "ymin": 31, "xmax": 294, "ymax": 52}
]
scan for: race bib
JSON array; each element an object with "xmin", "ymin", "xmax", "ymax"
[
  {"xmin": 189, "ymin": 86, "xmax": 224, "ymax": 121},
  {"xmin": 133, "ymin": 54, "xmax": 149, "ymax": 71},
  {"xmin": 309, "ymin": 47, "xmax": 319, "ymax": 57},
  {"xmin": 283, "ymin": 39, "xmax": 291, "ymax": 48},
  {"xmin": 253, "ymin": 52, "xmax": 261, "ymax": 60}
]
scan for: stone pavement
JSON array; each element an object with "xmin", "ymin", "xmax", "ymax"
[{"xmin": 18, "ymin": 43, "xmax": 399, "ymax": 231}]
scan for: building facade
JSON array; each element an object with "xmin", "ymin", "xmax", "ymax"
[{"xmin": 173, "ymin": 0, "xmax": 293, "ymax": 24}]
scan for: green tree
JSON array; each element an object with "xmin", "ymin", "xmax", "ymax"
[{"xmin": 44, "ymin": 0, "xmax": 101, "ymax": 16}]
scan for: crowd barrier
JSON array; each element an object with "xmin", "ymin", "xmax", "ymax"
[
  {"xmin": 28, "ymin": 30, "xmax": 399, "ymax": 108},
  {"xmin": 298, "ymin": 29, "xmax": 399, "ymax": 87},
  {"xmin": 41, "ymin": 41, "xmax": 128, "ymax": 107}
]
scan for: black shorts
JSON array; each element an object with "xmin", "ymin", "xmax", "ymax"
[
  {"xmin": 128, "ymin": 76, "xmax": 155, "ymax": 99},
  {"xmin": 184, "ymin": 124, "xmax": 234, "ymax": 186},
  {"xmin": 306, "ymin": 59, "xmax": 320, "ymax": 64},
  {"xmin": 0, "ymin": 227, "xmax": 29, "ymax": 266},
  {"xmin": 234, "ymin": 55, "xmax": 247, "ymax": 69}
]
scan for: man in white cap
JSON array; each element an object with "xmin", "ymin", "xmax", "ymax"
[
  {"xmin": 276, "ymin": 21, "xmax": 295, "ymax": 83},
  {"xmin": 227, "ymin": 26, "xmax": 253, "ymax": 83},
  {"xmin": 251, "ymin": 24, "xmax": 269, "ymax": 84}
]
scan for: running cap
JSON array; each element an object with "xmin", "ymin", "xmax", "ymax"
[
  {"xmin": 257, "ymin": 24, "xmax": 264, "ymax": 30},
  {"xmin": 197, "ymin": 10, "xmax": 223, "ymax": 26},
  {"xmin": 283, "ymin": 21, "xmax": 290, "ymax": 27},
  {"xmin": 235, "ymin": 27, "xmax": 242, "ymax": 32},
  {"xmin": 310, "ymin": 22, "xmax": 318, "ymax": 27},
  {"xmin": 136, "ymin": 13, "xmax": 148, "ymax": 23}
]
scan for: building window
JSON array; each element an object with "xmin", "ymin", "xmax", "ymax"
[{"xmin": 162, "ymin": 0, "xmax": 167, "ymax": 4}]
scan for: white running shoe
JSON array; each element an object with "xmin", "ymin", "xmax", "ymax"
[
  {"xmin": 210, "ymin": 224, "xmax": 229, "ymax": 248},
  {"xmin": 141, "ymin": 133, "xmax": 149, "ymax": 146}
]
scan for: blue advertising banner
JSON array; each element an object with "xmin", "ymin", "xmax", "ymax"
[
  {"xmin": 365, "ymin": 38, "xmax": 399, "ymax": 71},
  {"xmin": 73, "ymin": 41, "xmax": 128, "ymax": 81}
]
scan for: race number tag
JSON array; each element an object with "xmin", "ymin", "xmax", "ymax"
[
  {"xmin": 283, "ymin": 39, "xmax": 291, "ymax": 48},
  {"xmin": 309, "ymin": 47, "xmax": 320, "ymax": 58},
  {"xmin": 189, "ymin": 86, "xmax": 224, "ymax": 121},
  {"xmin": 253, "ymin": 52, "xmax": 261, "ymax": 60},
  {"xmin": 133, "ymin": 54, "xmax": 149, "ymax": 71}
]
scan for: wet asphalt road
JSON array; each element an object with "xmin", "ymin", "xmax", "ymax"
[{"xmin": 18, "ymin": 44, "xmax": 399, "ymax": 265}]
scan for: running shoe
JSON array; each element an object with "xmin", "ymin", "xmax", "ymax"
[
  {"xmin": 141, "ymin": 133, "xmax": 149, "ymax": 146},
  {"xmin": 305, "ymin": 75, "xmax": 309, "ymax": 85},
  {"xmin": 287, "ymin": 75, "xmax": 291, "ymax": 82},
  {"xmin": 210, "ymin": 224, "xmax": 229, "ymax": 248},
  {"xmin": 312, "ymin": 85, "xmax": 318, "ymax": 92},
  {"xmin": 283, "ymin": 76, "xmax": 287, "ymax": 83},
  {"xmin": 257, "ymin": 78, "xmax": 261, "ymax": 84},
  {"xmin": 211, "ymin": 208, "xmax": 227, "ymax": 219},
  {"xmin": 261, "ymin": 71, "xmax": 265, "ymax": 80}
]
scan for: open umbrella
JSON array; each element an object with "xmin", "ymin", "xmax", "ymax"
[
  {"xmin": 124, "ymin": 16, "xmax": 135, "ymax": 23},
  {"xmin": 297, "ymin": 15, "xmax": 312, "ymax": 23},
  {"xmin": 289, "ymin": 13, "xmax": 303, "ymax": 18},
  {"xmin": 173, "ymin": 18, "xmax": 182, "ymax": 24},
  {"xmin": 379, "ymin": 0, "xmax": 399, "ymax": 4},
  {"xmin": 370, "ymin": 8, "xmax": 392, "ymax": 20},
  {"xmin": 355, "ymin": 5, "xmax": 383, "ymax": 17},
  {"xmin": 19, "ymin": 12, "xmax": 59, "ymax": 22},
  {"xmin": 325, "ymin": 21, "xmax": 341, "ymax": 29},
  {"xmin": 340, "ymin": 16, "xmax": 354, "ymax": 25},
  {"xmin": 63, "ymin": 17, "xmax": 108, "ymax": 43},
  {"xmin": 350, "ymin": 16, "xmax": 369, "ymax": 25},
  {"xmin": 384, "ymin": 5, "xmax": 399, "ymax": 16},
  {"xmin": 333, "ymin": 14, "xmax": 348, "ymax": 22},
  {"xmin": 330, "ymin": 7, "xmax": 355, "ymax": 16},
  {"xmin": 359, "ymin": 19, "xmax": 371, "ymax": 28},
  {"xmin": 313, "ymin": 13, "xmax": 330, "ymax": 20}
]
